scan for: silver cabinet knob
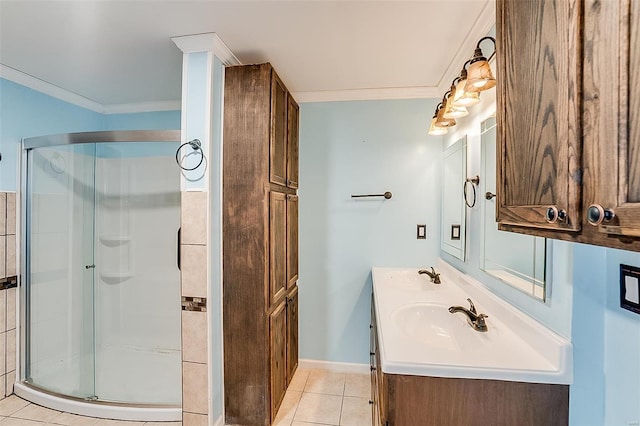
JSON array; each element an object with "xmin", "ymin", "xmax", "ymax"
[
  {"xmin": 545, "ymin": 206, "xmax": 567, "ymax": 224},
  {"xmin": 587, "ymin": 204, "xmax": 615, "ymax": 226}
]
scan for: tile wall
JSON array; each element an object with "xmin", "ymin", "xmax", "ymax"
[
  {"xmin": 0, "ymin": 192, "xmax": 17, "ymax": 400},
  {"xmin": 180, "ymin": 191, "xmax": 209, "ymax": 426}
]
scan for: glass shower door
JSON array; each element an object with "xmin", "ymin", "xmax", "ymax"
[
  {"xmin": 26, "ymin": 143, "xmax": 97, "ymax": 398},
  {"xmin": 26, "ymin": 138, "xmax": 181, "ymax": 406},
  {"xmin": 92, "ymin": 141, "xmax": 181, "ymax": 405}
]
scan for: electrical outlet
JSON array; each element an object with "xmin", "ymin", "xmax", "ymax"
[
  {"xmin": 620, "ymin": 264, "xmax": 640, "ymax": 315},
  {"xmin": 417, "ymin": 224, "xmax": 426, "ymax": 239}
]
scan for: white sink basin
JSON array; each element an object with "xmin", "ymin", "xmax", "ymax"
[
  {"xmin": 391, "ymin": 303, "xmax": 479, "ymax": 351},
  {"xmin": 372, "ymin": 263, "xmax": 573, "ymax": 384}
]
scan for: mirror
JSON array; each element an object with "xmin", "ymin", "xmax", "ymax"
[
  {"xmin": 480, "ymin": 116, "xmax": 546, "ymax": 300},
  {"xmin": 441, "ymin": 136, "xmax": 467, "ymax": 261}
]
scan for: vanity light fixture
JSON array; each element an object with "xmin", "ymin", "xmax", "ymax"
[
  {"xmin": 428, "ymin": 35, "xmax": 496, "ymax": 136},
  {"xmin": 428, "ymin": 103, "xmax": 449, "ymax": 135},
  {"xmin": 443, "ymin": 88, "xmax": 469, "ymax": 119},
  {"xmin": 464, "ymin": 36, "xmax": 496, "ymax": 93},
  {"xmin": 435, "ymin": 96, "xmax": 457, "ymax": 128},
  {"xmin": 452, "ymin": 66, "xmax": 481, "ymax": 107}
]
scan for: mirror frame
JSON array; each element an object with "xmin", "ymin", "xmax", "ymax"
[{"xmin": 441, "ymin": 135, "xmax": 468, "ymax": 261}]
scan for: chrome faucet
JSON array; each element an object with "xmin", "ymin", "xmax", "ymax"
[
  {"xmin": 448, "ymin": 298, "xmax": 489, "ymax": 332},
  {"xmin": 418, "ymin": 267, "xmax": 441, "ymax": 284}
]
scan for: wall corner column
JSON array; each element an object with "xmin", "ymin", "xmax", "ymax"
[{"xmin": 171, "ymin": 32, "xmax": 240, "ymax": 426}]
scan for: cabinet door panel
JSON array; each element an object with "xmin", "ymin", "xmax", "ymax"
[
  {"xmin": 270, "ymin": 300, "xmax": 287, "ymax": 422},
  {"xmin": 270, "ymin": 191, "xmax": 287, "ymax": 306},
  {"xmin": 287, "ymin": 194, "xmax": 299, "ymax": 288},
  {"xmin": 286, "ymin": 285, "xmax": 299, "ymax": 384},
  {"xmin": 496, "ymin": 0, "xmax": 582, "ymax": 232},
  {"xmin": 287, "ymin": 95, "xmax": 299, "ymax": 189},
  {"xmin": 271, "ymin": 72, "xmax": 288, "ymax": 187},
  {"xmin": 603, "ymin": 0, "xmax": 640, "ymax": 236}
]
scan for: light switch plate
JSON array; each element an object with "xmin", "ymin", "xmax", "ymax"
[
  {"xmin": 620, "ymin": 264, "xmax": 640, "ymax": 315},
  {"xmin": 417, "ymin": 224, "xmax": 426, "ymax": 240},
  {"xmin": 451, "ymin": 225, "xmax": 461, "ymax": 240}
]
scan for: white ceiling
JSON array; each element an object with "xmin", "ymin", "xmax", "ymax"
[{"xmin": 0, "ymin": 0, "xmax": 494, "ymax": 111}]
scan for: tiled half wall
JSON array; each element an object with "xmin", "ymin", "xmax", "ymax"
[
  {"xmin": 180, "ymin": 191, "xmax": 209, "ymax": 425},
  {"xmin": 0, "ymin": 192, "xmax": 17, "ymax": 400}
]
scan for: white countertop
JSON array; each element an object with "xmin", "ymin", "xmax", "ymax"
[{"xmin": 372, "ymin": 259, "xmax": 573, "ymax": 384}]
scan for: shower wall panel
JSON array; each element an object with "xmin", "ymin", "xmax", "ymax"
[{"xmin": 94, "ymin": 152, "xmax": 181, "ymax": 405}]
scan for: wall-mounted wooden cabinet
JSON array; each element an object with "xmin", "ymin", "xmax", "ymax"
[
  {"xmin": 287, "ymin": 95, "xmax": 300, "ymax": 189},
  {"xmin": 496, "ymin": 0, "xmax": 640, "ymax": 251},
  {"xmin": 223, "ymin": 63, "xmax": 300, "ymax": 425}
]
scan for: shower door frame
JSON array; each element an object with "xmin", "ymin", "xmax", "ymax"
[{"xmin": 19, "ymin": 130, "xmax": 182, "ymax": 416}]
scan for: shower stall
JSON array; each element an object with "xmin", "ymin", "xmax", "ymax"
[{"xmin": 16, "ymin": 131, "xmax": 182, "ymax": 421}]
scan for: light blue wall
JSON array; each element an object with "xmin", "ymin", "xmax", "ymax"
[
  {"xmin": 0, "ymin": 78, "xmax": 103, "ymax": 191},
  {"xmin": 568, "ymin": 245, "xmax": 640, "ymax": 426},
  {"xmin": 602, "ymin": 247, "xmax": 640, "ymax": 425},
  {"xmin": 570, "ymin": 243, "xmax": 606, "ymax": 426},
  {"xmin": 298, "ymin": 98, "xmax": 441, "ymax": 364},
  {"xmin": 0, "ymin": 77, "xmax": 180, "ymax": 191},
  {"xmin": 103, "ymin": 110, "xmax": 180, "ymax": 130},
  {"xmin": 182, "ymin": 52, "xmax": 209, "ymax": 190}
]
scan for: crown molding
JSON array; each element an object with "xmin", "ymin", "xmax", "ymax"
[
  {"xmin": 171, "ymin": 32, "xmax": 241, "ymax": 66},
  {"xmin": 1, "ymin": 64, "xmax": 105, "ymax": 113},
  {"xmin": 102, "ymin": 100, "xmax": 182, "ymax": 115},
  {"xmin": 436, "ymin": 0, "xmax": 496, "ymax": 94},
  {"xmin": 293, "ymin": 86, "xmax": 440, "ymax": 103},
  {"xmin": 1, "ymin": 64, "xmax": 181, "ymax": 115}
]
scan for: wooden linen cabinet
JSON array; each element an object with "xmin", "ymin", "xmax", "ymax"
[{"xmin": 223, "ymin": 63, "xmax": 300, "ymax": 425}]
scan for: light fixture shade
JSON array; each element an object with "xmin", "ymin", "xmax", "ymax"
[
  {"xmin": 464, "ymin": 59, "xmax": 496, "ymax": 92},
  {"xmin": 435, "ymin": 106, "xmax": 456, "ymax": 128},
  {"xmin": 443, "ymin": 102, "xmax": 469, "ymax": 119},
  {"xmin": 428, "ymin": 117, "xmax": 448, "ymax": 135},
  {"xmin": 453, "ymin": 78, "xmax": 480, "ymax": 107}
]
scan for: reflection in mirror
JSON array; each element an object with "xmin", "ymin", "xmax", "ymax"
[
  {"xmin": 441, "ymin": 136, "xmax": 467, "ymax": 261},
  {"xmin": 480, "ymin": 116, "xmax": 546, "ymax": 300}
]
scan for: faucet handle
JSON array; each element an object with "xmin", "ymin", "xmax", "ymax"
[
  {"xmin": 475, "ymin": 313, "xmax": 489, "ymax": 331},
  {"xmin": 430, "ymin": 267, "xmax": 441, "ymax": 284},
  {"xmin": 467, "ymin": 298, "xmax": 477, "ymax": 314}
]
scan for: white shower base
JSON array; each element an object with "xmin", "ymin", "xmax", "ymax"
[
  {"xmin": 15, "ymin": 383, "xmax": 181, "ymax": 421},
  {"xmin": 17, "ymin": 344, "xmax": 181, "ymax": 422}
]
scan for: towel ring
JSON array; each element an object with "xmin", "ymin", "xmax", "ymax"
[{"xmin": 176, "ymin": 139, "xmax": 204, "ymax": 171}]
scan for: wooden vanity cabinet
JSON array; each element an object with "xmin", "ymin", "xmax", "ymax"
[
  {"xmin": 223, "ymin": 63, "xmax": 300, "ymax": 425},
  {"xmin": 370, "ymin": 296, "xmax": 569, "ymax": 426},
  {"xmin": 496, "ymin": 0, "xmax": 640, "ymax": 250}
]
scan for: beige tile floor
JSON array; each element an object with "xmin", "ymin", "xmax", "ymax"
[
  {"xmin": 0, "ymin": 369, "xmax": 371, "ymax": 426},
  {"xmin": 274, "ymin": 369, "xmax": 372, "ymax": 426}
]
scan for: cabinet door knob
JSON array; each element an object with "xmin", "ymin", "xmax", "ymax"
[
  {"xmin": 545, "ymin": 206, "xmax": 567, "ymax": 224},
  {"xmin": 587, "ymin": 204, "xmax": 615, "ymax": 226}
]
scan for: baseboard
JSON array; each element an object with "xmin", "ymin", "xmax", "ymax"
[{"xmin": 298, "ymin": 359, "xmax": 369, "ymax": 374}]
